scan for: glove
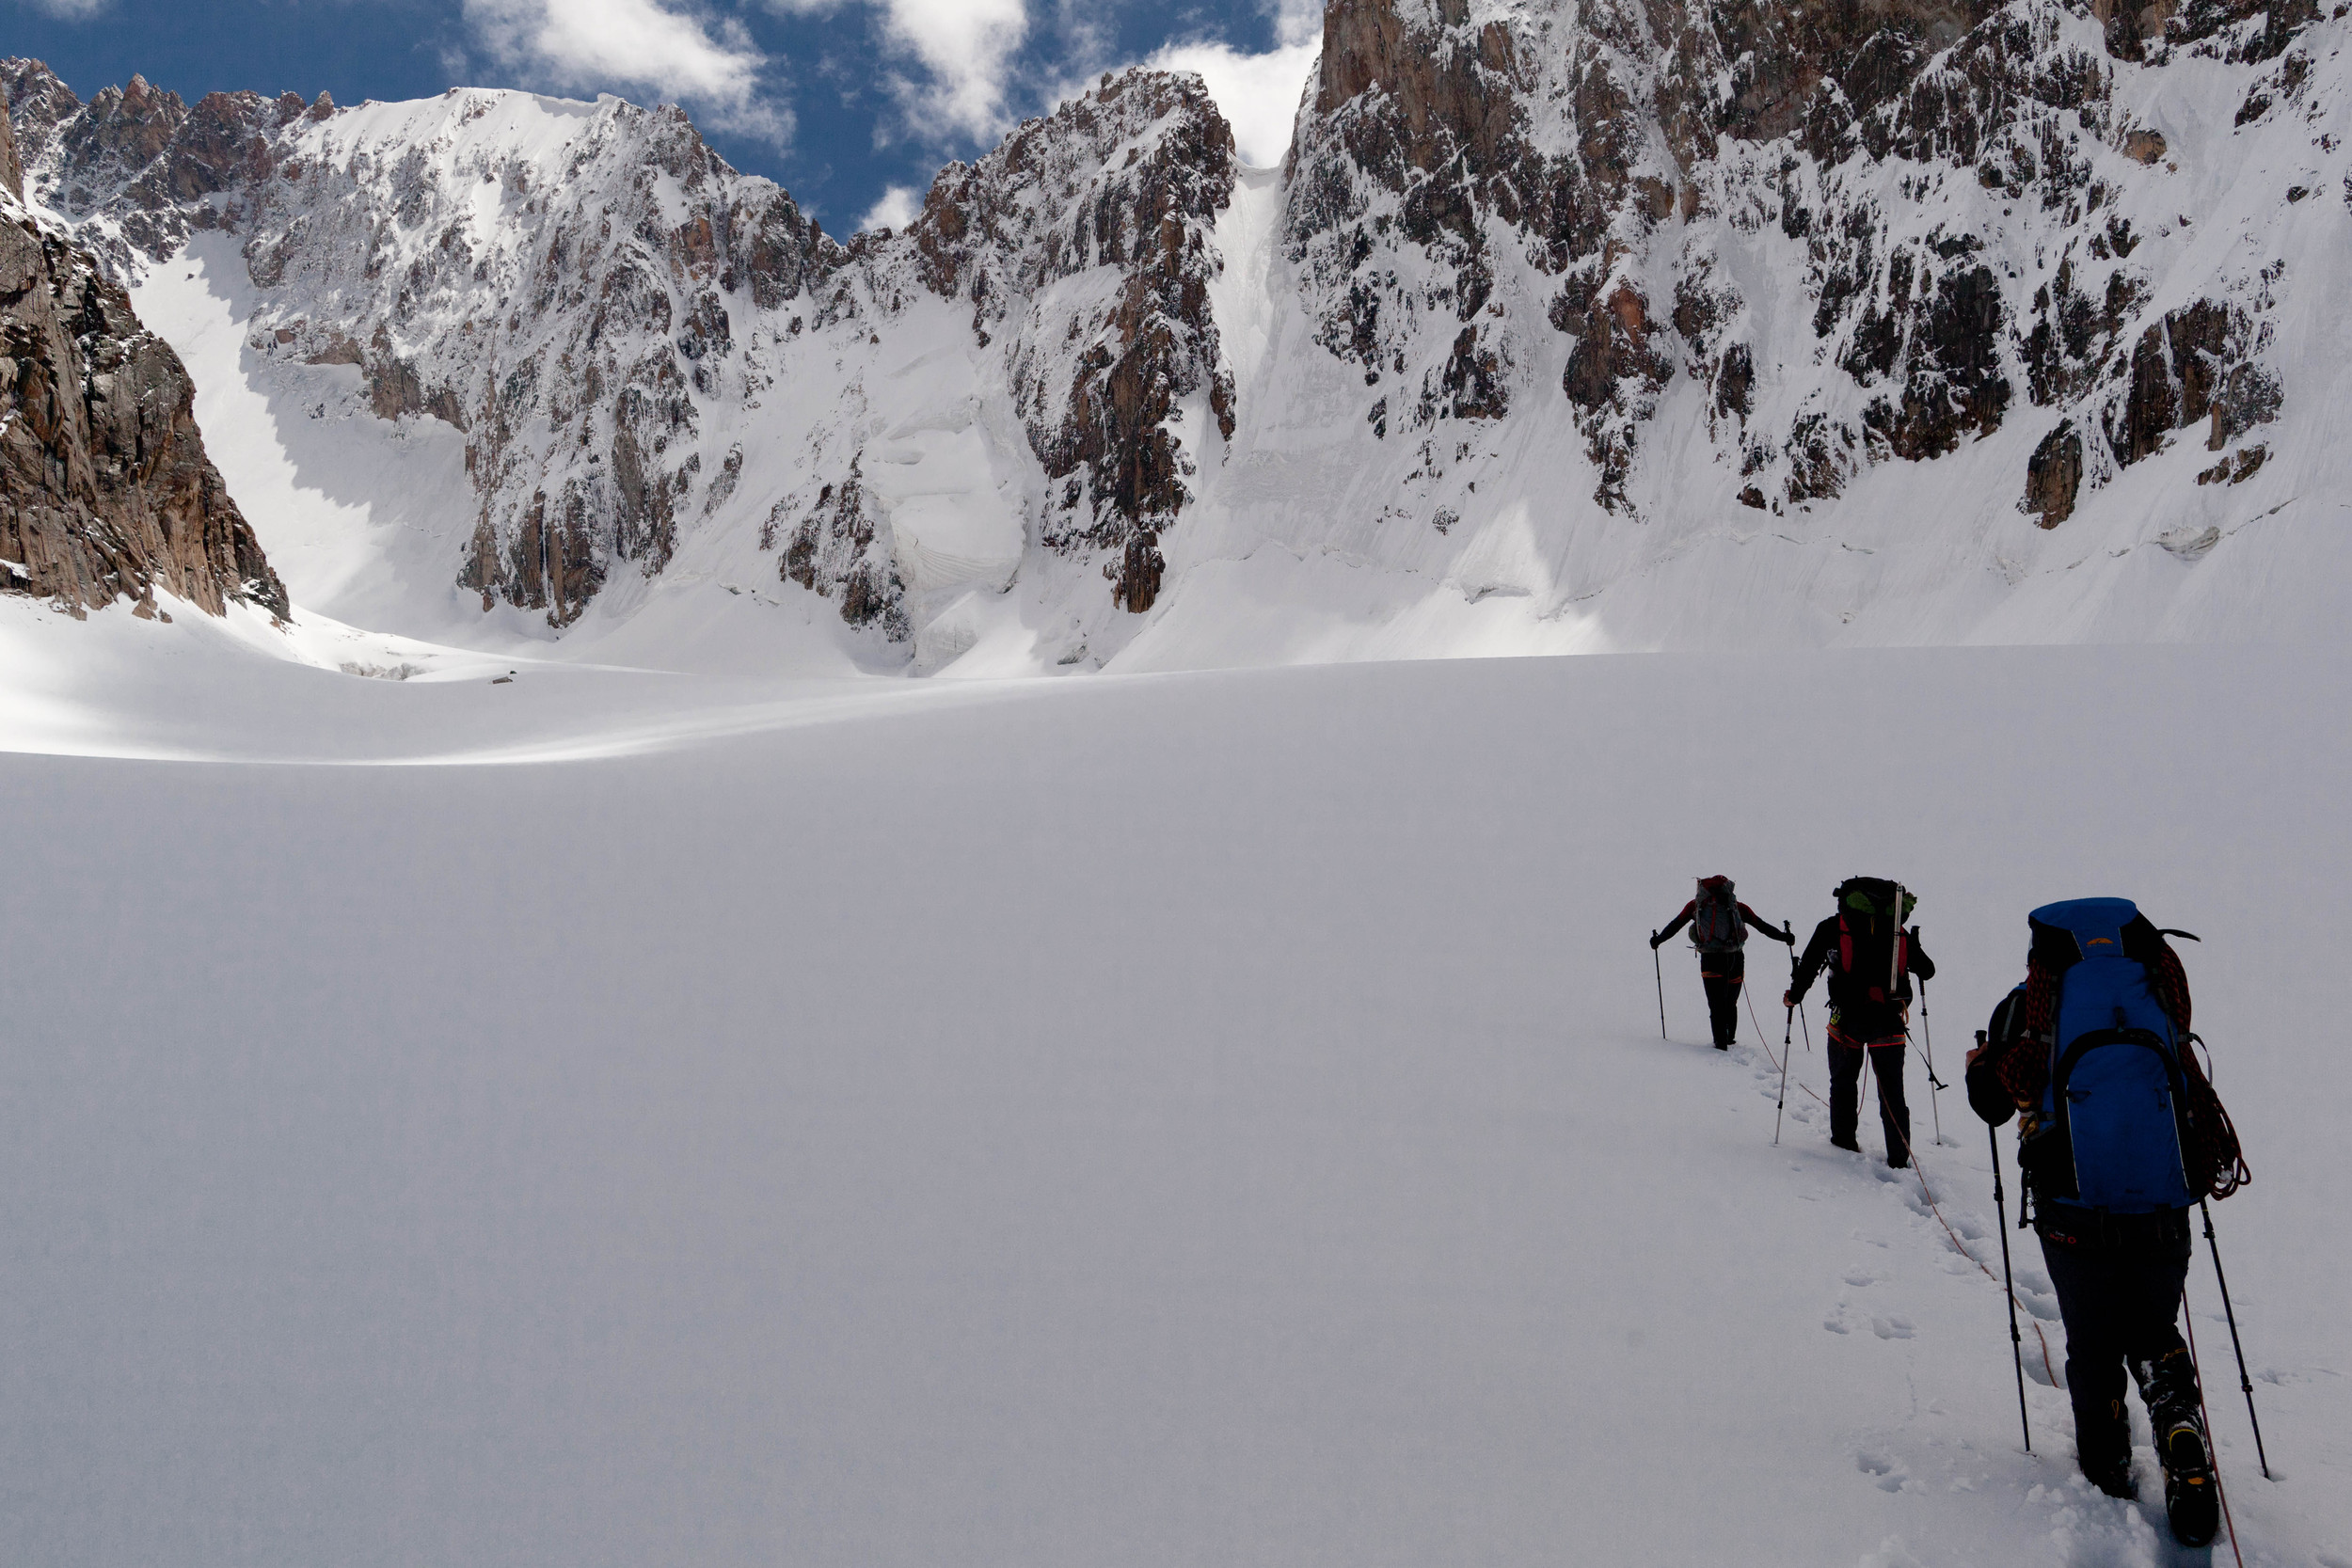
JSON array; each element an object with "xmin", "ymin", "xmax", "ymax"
[
  {"xmin": 1648, "ymin": 930, "xmax": 1663, "ymax": 949},
  {"xmin": 1782, "ymin": 990, "xmax": 1797, "ymax": 1009},
  {"xmin": 1781, "ymin": 924, "xmax": 1797, "ymax": 944}
]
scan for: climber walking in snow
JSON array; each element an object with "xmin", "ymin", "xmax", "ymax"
[
  {"xmin": 1965, "ymin": 898, "xmax": 2248, "ymax": 1548},
  {"xmin": 1651, "ymin": 877, "xmax": 1793, "ymax": 1049},
  {"xmin": 1785, "ymin": 879, "xmax": 1933, "ymax": 1166}
]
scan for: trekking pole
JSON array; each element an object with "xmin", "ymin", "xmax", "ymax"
[
  {"xmin": 2199, "ymin": 1198, "xmax": 2272, "ymax": 1480},
  {"xmin": 1988, "ymin": 1114, "xmax": 2032, "ymax": 1454},
  {"xmin": 1919, "ymin": 971, "xmax": 1944, "ymax": 1145},
  {"xmin": 1774, "ymin": 1004, "xmax": 1793, "ymax": 1145},
  {"xmin": 1651, "ymin": 934, "xmax": 1667, "ymax": 1039}
]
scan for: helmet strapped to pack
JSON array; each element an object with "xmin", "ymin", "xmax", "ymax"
[
  {"xmin": 1833, "ymin": 878, "xmax": 1915, "ymax": 1004},
  {"xmin": 1691, "ymin": 875, "xmax": 1745, "ymax": 953},
  {"xmin": 2026, "ymin": 897, "xmax": 2196, "ymax": 1214}
]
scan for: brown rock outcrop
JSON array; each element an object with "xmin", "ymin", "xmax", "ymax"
[{"xmin": 0, "ymin": 111, "xmax": 287, "ymax": 618}]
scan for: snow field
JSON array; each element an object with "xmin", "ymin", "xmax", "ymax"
[{"xmin": 1, "ymin": 634, "xmax": 2346, "ymax": 1566}]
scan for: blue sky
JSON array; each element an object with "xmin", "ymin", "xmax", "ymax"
[{"xmin": 2, "ymin": 0, "xmax": 1321, "ymax": 228}]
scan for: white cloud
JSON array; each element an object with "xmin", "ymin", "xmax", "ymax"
[
  {"xmin": 1144, "ymin": 36, "xmax": 1319, "ymax": 169},
  {"xmin": 771, "ymin": 0, "xmax": 1028, "ymax": 143},
  {"xmin": 1266, "ymin": 0, "xmax": 1321, "ymax": 49},
  {"xmin": 882, "ymin": 0, "xmax": 1027, "ymax": 138},
  {"xmin": 16, "ymin": 0, "xmax": 110, "ymax": 15},
  {"xmin": 466, "ymin": 0, "xmax": 790, "ymax": 143},
  {"xmin": 857, "ymin": 182, "xmax": 922, "ymax": 232}
]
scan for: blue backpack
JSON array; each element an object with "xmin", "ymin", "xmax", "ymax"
[{"xmin": 2029, "ymin": 897, "xmax": 2195, "ymax": 1214}]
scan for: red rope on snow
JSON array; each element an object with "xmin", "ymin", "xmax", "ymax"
[{"xmin": 1887, "ymin": 1118, "xmax": 2060, "ymax": 1388}]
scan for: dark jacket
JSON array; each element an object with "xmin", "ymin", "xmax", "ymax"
[{"xmin": 1788, "ymin": 916, "xmax": 1933, "ymax": 1041}]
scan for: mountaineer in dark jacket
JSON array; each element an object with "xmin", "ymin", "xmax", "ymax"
[
  {"xmin": 1964, "ymin": 899, "xmax": 2241, "ymax": 1546},
  {"xmin": 1784, "ymin": 878, "xmax": 1933, "ymax": 1166},
  {"xmin": 1652, "ymin": 876, "xmax": 1793, "ymax": 1049}
]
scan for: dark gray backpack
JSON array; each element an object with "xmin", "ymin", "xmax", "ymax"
[{"xmin": 1692, "ymin": 877, "xmax": 1744, "ymax": 952}]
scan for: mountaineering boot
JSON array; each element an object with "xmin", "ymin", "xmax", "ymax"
[
  {"xmin": 2085, "ymin": 1456, "xmax": 2137, "ymax": 1500},
  {"xmin": 2158, "ymin": 1418, "xmax": 2218, "ymax": 1546},
  {"xmin": 1830, "ymin": 1133, "xmax": 1860, "ymax": 1152},
  {"xmin": 2077, "ymin": 1397, "xmax": 2137, "ymax": 1500},
  {"xmin": 2137, "ymin": 1350, "xmax": 2218, "ymax": 1546}
]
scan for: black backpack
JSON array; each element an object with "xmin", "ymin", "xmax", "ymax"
[
  {"xmin": 1833, "ymin": 878, "xmax": 1915, "ymax": 1002},
  {"xmin": 1692, "ymin": 877, "xmax": 1744, "ymax": 952}
]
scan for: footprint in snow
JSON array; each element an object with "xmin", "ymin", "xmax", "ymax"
[
  {"xmin": 1853, "ymin": 1448, "xmax": 1908, "ymax": 1493},
  {"xmin": 1870, "ymin": 1315, "xmax": 1916, "ymax": 1340},
  {"xmin": 1844, "ymin": 1268, "xmax": 1878, "ymax": 1287}
]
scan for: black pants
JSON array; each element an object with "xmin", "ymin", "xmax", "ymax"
[
  {"xmin": 1828, "ymin": 1029, "xmax": 1910, "ymax": 1164},
  {"xmin": 2039, "ymin": 1212, "xmax": 2197, "ymax": 1476},
  {"xmin": 1698, "ymin": 950, "xmax": 1745, "ymax": 1046}
]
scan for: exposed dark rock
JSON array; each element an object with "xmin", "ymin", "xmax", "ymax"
[
  {"xmin": 1115, "ymin": 529, "xmax": 1165, "ymax": 612},
  {"xmin": 2104, "ymin": 299, "xmax": 2275, "ymax": 467},
  {"xmin": 1715, "ymin": 344, "xmax": 1756, "ymax": 422},
  {"xmin": 2207, "ymin": 359, "xmax": 2282, "ymax": 450},
  {"xmin": 1, "ymin": 136, "xmax": 287, "ymax": 619},
  {"xmin": 0, "ymin": 93, "xmax": 18, "ymax": 201},
  {"xmin": 1439, "ymin": 325, "xmax": 1509, "ymax": 420},
  {"xmin": 1880, "ymin": 264, "xmax": 2011, "ymax": 460},
  {"xmin": 2194, "ymin": 442, "xmax": 2266, "ymax": 483},
  {"xmin": 925, "ymin": 70, "xmax": 1233, "ymax": 611},
  {"xmin": 766, "ymin": 458, "xmax": 908, "ymax": 640},
  {"xmin": 2025, "ymin": 420, "xmax": 2084, "ymax": 525}
]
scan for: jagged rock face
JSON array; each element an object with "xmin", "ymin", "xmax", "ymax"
[
  {"xmin": 0, "ymin": 110, "xmax": 287, "ymax": 620},
  {"xmin": 731, "ymin": 71, "xmax": 1238, "ymax": 631},
  {"xmin": 901, "ymin": 71, "xmax": 1234, "ymax": 611},
  {"xmin": 1286, "ymin": 0, "xmax": 2301, "ymax": 519}
]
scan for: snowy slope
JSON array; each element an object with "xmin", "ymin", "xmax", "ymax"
[{"xmin": 1, "ymin": 611, "xmax": 2347, "ymax": 1566}]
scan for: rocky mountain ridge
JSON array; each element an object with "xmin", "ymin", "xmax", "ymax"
[
  {"xmin": 5, "ymin": 0, "xmax": 2346, "ymax": 660},
  {"xmin": 0, "ymin": 58, "xmax": 1232, "ymax": 654}
]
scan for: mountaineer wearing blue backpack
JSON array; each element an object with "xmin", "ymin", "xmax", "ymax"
[
  {"xmin": 1965, "ymin": 898, "xmax": 2249, "ymax": 1547},
  {"xmin": 1784, "ymin": 878, "xmax": 1934, "ymax": 1167},
  {"xmin": 1650, "ymin": 877, "xmax": 1793, "ymax": 1048}
]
